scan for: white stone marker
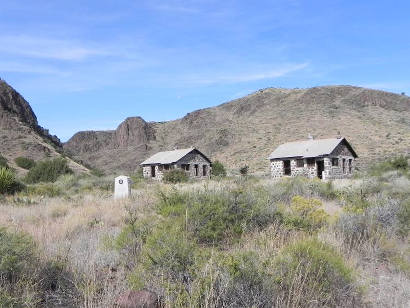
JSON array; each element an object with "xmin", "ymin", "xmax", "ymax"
[{"xmin": 114, "ymin": 175, "xmax": 131, "ymax": 199}]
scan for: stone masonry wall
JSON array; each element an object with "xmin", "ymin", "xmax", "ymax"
[{"xmin": 270, "ymin": 160, "xmax": 283, "ymax": 178}]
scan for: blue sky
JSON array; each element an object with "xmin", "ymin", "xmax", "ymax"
[{"xmin": 1, "ymin": 0, "xmax": 409, "ymax": 141}]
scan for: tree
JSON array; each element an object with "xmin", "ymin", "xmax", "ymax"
[{"xmin": 211, "ymin": 161, "xmax": 226, "ymax": 177}]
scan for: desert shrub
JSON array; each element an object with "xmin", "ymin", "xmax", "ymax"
[
  {"xmin": 335, "ymin": 198, "xmax": 401, "ymax": 249},
  {"xmin": 397, "ymin": 199, "xmax": 410, "ymax": 237},
  {"xmin": 369, "ymin": 155, "xmax": 409, "ymax": 176},
  {"xmin": 284, "ymin": 196, "xmax": 329, "ymax": 231},
  {"xmin": 14, "ymin": 156, "xmax": 36, "ymax": 170},
  {"xmin": 163, "ymin": 168, "xmax": 188, "ymax": 183},
  {"xmin": 90, "ymin": 168, "xmax": 104, "ymax": 177},
  {"xmin": 25, "ymin": 158, "xmax": 73, "ymax": 183},
  {"xmin": 157, "ymin": 188, "xmax": 190, "ymax": 217},
  {"xmin": 391, "ymin": 156, "xmax": 408, "ymax": 170},
  {"xmin": 0, "ymin": 228, "xmax": 37, "ymax": 283},
  {"xmin": 26, "ymin": 183, "xmax": 63, "ymax": 197},
  {"xmin": 211, "ymin": 160, "xmax": 226, "ymax": 177},
  {"xmin": 157, "ymin": 187, "xmax": 282, "ymax": 245},
  {"xmin": 213, "ymin": 251, "xmax": 275, "ymax": 307},
  {"xmin": 239, "ymin": 165, "xmax": 249, "ymax": 176},
  {"xmin": 271, "ymin": 177, "xmax": 338, "ymax": 203},
  {"xmin": 0, "ymin": 154, "xmax": 8, "ymax": 168},
  {"xmin": 274, "ymin": 238, "xmax": 359, "ymax": 307},
  {"xmin": 0, "ymin": 167, "xmax": 24, "ymax": 194}
]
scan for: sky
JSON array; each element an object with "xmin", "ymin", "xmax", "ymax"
[{"xmin": 1, "ymin": 0, "xmax": 409, "ymax": 141}]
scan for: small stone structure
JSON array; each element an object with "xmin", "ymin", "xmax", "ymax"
[
  {"xmin": 114, "ymin": 175, "xmax": 131, "ymax": 199},
  {"xmin": 141, "ymin": 147, "xmax": 211, "ymax": 181},
  {"xmin": 269, "ymin": 137, "xmax": 358, "ymax": 180}
]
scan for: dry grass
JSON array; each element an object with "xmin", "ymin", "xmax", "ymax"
[{"xmin": 0, "ymin": 175, "xmax": 409, "ymax": 307}]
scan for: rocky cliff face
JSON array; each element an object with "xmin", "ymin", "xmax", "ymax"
[
  {"xmin": 0, "ymin": 80, "xmax": 87, "ymax": 174},
  {"xmin": 64, "ymin": 117, "xmax": 156, "ymax": 156},
  {"xmin": 65, "ymin": 85, "xmax": 410, "ymax": 174}
]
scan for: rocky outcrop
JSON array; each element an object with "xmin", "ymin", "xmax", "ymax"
[
  {"xmin": 0, "ymin": 79, "xmax": 87, "ymax": 174},
  {"xmin": 0, "ymin": 79, "xmax": 61, "ymax": 147},
  {"xmin": 114, "ymin": 117, "xmax": 156, "ymax": 147},
  {"xmin": 64, "ymin": 117, "xmax": 155, "ymax": 156}
]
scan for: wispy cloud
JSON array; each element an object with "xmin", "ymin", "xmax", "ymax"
[
  {"xmin": 0, "ymin": 61, "xmax": 64, "ymax": 75},
  {"xmin": 187, "ymin": 63, "xmax": 309, "ymax": 85},
  {"xmin": 0, "ymin": 35, "xmax": 108, "ymax": 61}
]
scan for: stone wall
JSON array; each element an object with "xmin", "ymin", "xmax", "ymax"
[
  {"xmin": 270, "ymin": 160, "xmax": 283, "ymax": 178},
  {"xmin": 270, "ymin": 155, "xmax": 355, "ymax": 180}
]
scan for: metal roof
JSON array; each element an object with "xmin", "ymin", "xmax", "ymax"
[
  {"xmin": 141, "ymin": 147, "xmax": 210, "ymax": 165},
  {"xmin": 268, "ymin": 137, "xmax": 357, "ymax": 160}
]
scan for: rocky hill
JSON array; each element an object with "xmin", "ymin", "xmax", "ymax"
[
  {"xmin": 0, "ymin": 80, "xmax": 87, "ymax": 174},
  {"xmin": 64, "ymin": 85, "xmax": 410, "ymax": 174}
]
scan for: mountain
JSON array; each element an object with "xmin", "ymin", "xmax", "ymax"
[
  {"xmin": 0, "ymin": 79, "xmax": 87, "ymax": 174},
  {"xmin": 64, "ymin": 85, "xmax": 410, "ymax": 174}
]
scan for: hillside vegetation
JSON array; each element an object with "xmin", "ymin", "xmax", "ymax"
[{"xmin": 0, "ymin": 157, "xmax": 409, "ymax": 307}]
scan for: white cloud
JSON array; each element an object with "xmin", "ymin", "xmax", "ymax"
[
  {"xmin": 0, "ymin": 61, "xmax": 63, "ymax": 75},
  {"xmin": 0, "ymin": 35, "xmax": 109, "ymax": 61}
]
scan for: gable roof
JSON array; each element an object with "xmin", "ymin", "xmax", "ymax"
[
  {"xmin": 268, "ymin": 137, "xmax": 358, "ymax": 160},
  {"xmin": 140, "ymin": 147, "xmax": 211, "ymax": 165}
]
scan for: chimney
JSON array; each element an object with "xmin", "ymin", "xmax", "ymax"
[
  {"xmin": 308, "ymin": 134, "xmax": 314, "ymax": 140},
  {"xmin": 336, "ymin": 131, "xmax": 342, "ymax": 139}
]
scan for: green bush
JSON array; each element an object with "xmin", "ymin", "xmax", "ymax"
[
  {"xmin": 391, "ymin": 156, "xmax": 408, "ymax": 170},
  {"xmin": 157, "ymin": 187, "xmax": 282, "ymax": 244},
  {"xmin": 274, "ymin": 238, "xmax": 358, "ymax": 307},
  {"xmin": 369, "ymin": 156, "xmax": 409, "ymax": 176},
  {"xmin": 163, "ymin": 168, "xmax": 188, "ymax": 183},
  {"xmin": 25, "ymin": 158, "xmax": 73, "ymax": 183},
  {"xmin": 0, "ymin": 154, "xmax": 8, "ymax": 168},
  {"xmin": 90, "ymin": 168, "xmax": 104, "ymax": 177},
  {"xmin": 0, "ymin": 167, "xmax": 24, "ymax": 194},
  {"xmin": 14, "ymin": 156, "xmax": 36, "ymax": 170},
  {"xmin": 215, "ymin": 251, "xmax": 274, "ymax": 307},
  {"xmin": 26, "ymin": 183, "xmax": 63, "ymax": 197},
  {"xmin": 284, "ymin": 196, "xmax": 329, "ymax": 231},
  {"xmin": 398, "ymin": 199, "xmax": 410, "ymax": 237},
  {"xmin": 0, "ymin": 228, "xmax": 37, "ymax": 283},
  {"xmin": 211, "ymin": 160, "xmax": 226, "ymax": 177}
]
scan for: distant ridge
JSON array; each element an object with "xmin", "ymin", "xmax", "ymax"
[{"xmin": 64, "ymin": 85, "xmax": 410, "ymax": 173}]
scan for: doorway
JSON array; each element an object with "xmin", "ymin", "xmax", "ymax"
[
  {"xmin": 317, "ymin": 161, "xmax": 324, "ymax": 179},
  {"xmin": 151, "ymin": 166, "xmax": 156, "ymax": 178},
  {"xmin": 283, "ymin": 160, "xmax": 291, "ymax": 176}
]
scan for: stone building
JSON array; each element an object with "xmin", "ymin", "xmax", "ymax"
[
  {"xmin": 141, "ymin": 147, "xmax": 211, "ymax": 181},
  {"xmin": 269, "ymin": 137, "xmax": 358, "ymax": 180}
]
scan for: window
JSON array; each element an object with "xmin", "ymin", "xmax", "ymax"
[
  {"xmin": 348, "ymin": 159, "xmax": 352, "ymax": 173},
  {"xmin": 164, "ymin": 164, "xmax": 169, "ymax": 171},
  {"xmin": 195, "ymin": 164, "xmax": 199, "ymax": 176},
  {"xmin": 332, "ymin": 158, "xmax": 339, "ymax": 166},
  {"xmin": 158, "ymin": 165, "xmax": 163, "ymax": 171},
  {"xmin": 181, "ymin": 164, "xmax": 190, "ymax": 171},
  {"xmin": 307, "ymin": 158, "xmax": 315, "ymax": 167},
  {"xmin": 296, "ymin": 159, "xmax": 304, "ymax": 168},
  {"xmin": 203, "ymin": 165, "xmax": 207, "ymax": 176},
  {"xmin": 342, "ymin": 159, "xmax": 346, "ymax": 173}
]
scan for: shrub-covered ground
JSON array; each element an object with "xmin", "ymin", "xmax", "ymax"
[{"xmin": 0, "ymin": 159, "xmax": 409, "ymax": 307}]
